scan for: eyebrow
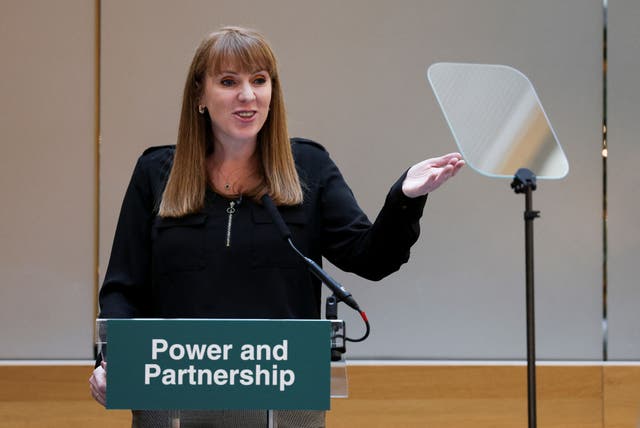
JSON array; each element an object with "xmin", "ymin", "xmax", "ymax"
[{"xmin": 218, "ymin": 69, "xmax": 268, "ymax": 76}]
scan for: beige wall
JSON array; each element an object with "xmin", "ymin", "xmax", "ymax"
[
  {"xmin": 607, "ymin": 0, "xmax": 640, "ymax": 359},
  {"xmin": 99, "ymin": 0, "xmax": 602, "ymax": 359},
  {"xmin": 1, "ymin": 0, "xmax": 636, "ymax": 362},
  {"xmin": 0, "ymin": 0, "xmax": 96, "ymax": 359}
]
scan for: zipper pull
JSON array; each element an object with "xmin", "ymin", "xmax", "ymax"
[{"xmin": 225, "ymin": 201, "xmax": 236, "ymax": 247}]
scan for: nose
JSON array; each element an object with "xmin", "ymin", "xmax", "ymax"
[{"xmin": 238, "ymin": 82, "xmax": 256, "ymax": 102}]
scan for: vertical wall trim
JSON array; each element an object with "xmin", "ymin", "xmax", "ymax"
[
  {"xmin": 92, "ymin": 0, "xmax": 102, "ymax": 355},
  {"xmin": 602, "ymin": 0, "xmax": 609, "ymax": 362}
]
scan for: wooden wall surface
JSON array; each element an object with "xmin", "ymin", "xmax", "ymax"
[{"xmin": 1, "ymin": 364, "xmax": 639, "ymax": 427}]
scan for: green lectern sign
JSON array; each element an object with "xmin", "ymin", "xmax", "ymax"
[{"xmin": 106, "ymin": 319, "xmax": 331, "ymax": 410}]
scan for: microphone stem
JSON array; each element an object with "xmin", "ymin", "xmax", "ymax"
[{"xmin": 286, "ymin": 238, "xmax": 306, "ymax": 259}]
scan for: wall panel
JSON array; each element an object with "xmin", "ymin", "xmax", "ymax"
[
  {"xmin": 100, "ymin": 0, "xmax": 602, "ymax": 359},
  {"xmin": 0, "ymin": 364, "xmax": 617, "ymax": 428},
  {"xmin": 0, "ymin": 0, "xmax": 96, "ymax": 359},
  {"xmin": 606, "ymin": 0, "xmax": 640, "ymax": 360}
]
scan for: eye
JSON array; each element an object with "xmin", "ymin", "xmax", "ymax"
[
  {"xmin": 253, "ymin": 75, "xmax": 269, "ymax": 85},
  {"xmin": 220, "ymin": 78, "xmax": 235, "ymax": 87}
]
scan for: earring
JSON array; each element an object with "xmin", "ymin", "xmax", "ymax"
[{"xmin": 198, "ymin": 105, "xmax": 206, "ymax": 114}]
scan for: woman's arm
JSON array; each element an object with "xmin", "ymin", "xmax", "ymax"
[{"xmin": 312, "ymin": 145, "xmax": 463, "ymax": 281}]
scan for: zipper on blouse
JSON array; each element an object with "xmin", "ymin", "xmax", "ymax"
[
  {"xmin": 221, "ymin": 195, "xmax": 241, "ymax": 248},
  {"xmin": 225, "ymin": 200, "xmax": 236, "ymax": 247}
]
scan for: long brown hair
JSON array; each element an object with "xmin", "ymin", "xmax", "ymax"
[{"xmin": 158, "ymin": 27, "xmax": 303, "ymax": 217}]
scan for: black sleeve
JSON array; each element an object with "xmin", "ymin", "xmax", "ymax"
[
  {"xmin": 98, "ymin": 156, "xmax": 155, "ymax": 318},
  {"xmin": 319, "ymin": 152, "xmax": 428, "ymax": 281}
]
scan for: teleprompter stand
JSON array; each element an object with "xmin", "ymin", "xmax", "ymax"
[{"xmin": 511, "ymin": 168, "xmax": 540, "ymax": 428}]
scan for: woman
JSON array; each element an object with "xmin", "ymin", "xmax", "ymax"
[{"xmin": 90, "ymin": 26, "xmax": 464, "ymax": 427}]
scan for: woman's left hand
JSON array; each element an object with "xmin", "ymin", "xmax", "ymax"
[
  {"xmin": 89, "ymin": 361, "xmax": 107, "ymax": 407},
  {"xmin": 402, "ymin": 152, "xmax": 465, "ymax": 198}
]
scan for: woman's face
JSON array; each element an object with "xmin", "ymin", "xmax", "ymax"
[{"xmin": 201, "ymin": 66, "xmax": 272, "ymax": 147}]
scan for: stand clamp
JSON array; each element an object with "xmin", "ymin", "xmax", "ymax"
[
  {"xmin": 511, "ymin": 168, "xmax": 537, "ymax": 193},
  {"xmin": 326, "ymin": 294, "xmax": 346, "ymax": 361}
]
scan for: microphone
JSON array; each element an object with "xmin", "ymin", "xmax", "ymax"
[{"xmin": 260, "ymin": 194, "xmax": 361, "ymax": 312}]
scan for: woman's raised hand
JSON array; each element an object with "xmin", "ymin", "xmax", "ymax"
[{"xmin": 402, "ymin": 153, "xmax": 465, "ymax": 198}]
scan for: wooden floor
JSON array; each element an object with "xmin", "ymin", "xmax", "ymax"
[{"xmin": 0, "ymin": 364, "xmax": 639, "ymax": 427}]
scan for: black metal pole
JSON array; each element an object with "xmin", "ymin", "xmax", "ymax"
[
  {"xmin": 524, "ymin": 185, "xmax": 538, "ymax": 428},
  {"xmin": 511, "ymin": 168, "xmax": 540, "ymax": 428}
]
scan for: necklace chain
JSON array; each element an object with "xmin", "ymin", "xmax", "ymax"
[{"xmin": 209, "ymin": 162, "xmax": 258, "ymax": 196}]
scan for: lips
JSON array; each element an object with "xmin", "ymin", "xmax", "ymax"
[{"xmin": 233, "ymin": 110, "xmax": 257, "ymax": 121}]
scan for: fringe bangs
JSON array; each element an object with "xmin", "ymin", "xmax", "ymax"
[{"xmin": 208, "ymin": 28, "xmax": 277, "ymax": 78}]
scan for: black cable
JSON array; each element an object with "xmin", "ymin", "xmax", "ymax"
[{"xmin": 345, "ymin": 311, "xmax": 370, "ymax": 343}]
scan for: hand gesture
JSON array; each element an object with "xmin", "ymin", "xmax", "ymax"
[{"xmin": 402, "ymin": 153, "xmax": 465, "ymax": 198}]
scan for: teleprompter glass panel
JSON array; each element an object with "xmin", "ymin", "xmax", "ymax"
[{"xmin": 428, "ymin": 63, "xmax": 568, "ymax": 179}]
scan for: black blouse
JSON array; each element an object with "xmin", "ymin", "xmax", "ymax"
[{"xmin": 98, "ymin": 138, "xmax": 427, "ymax": 320}]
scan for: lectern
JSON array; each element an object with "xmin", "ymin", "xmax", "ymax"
[{"xmin": 96, "ymin": 318, "xmax": 348, "ymax": 428}]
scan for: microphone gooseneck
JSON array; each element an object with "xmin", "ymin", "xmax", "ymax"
[{"xmin": 260, "ymin": 194, "xmax": 361, "ymax": 312}]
